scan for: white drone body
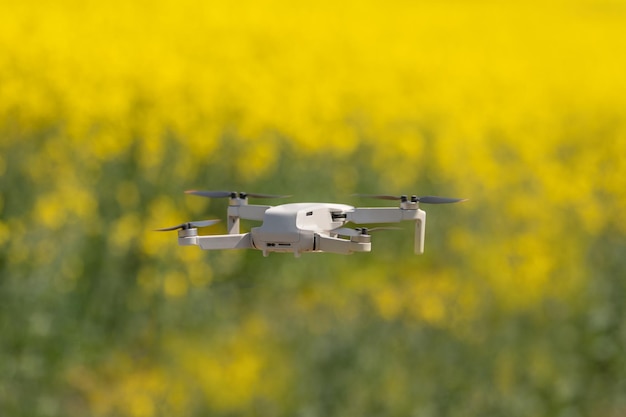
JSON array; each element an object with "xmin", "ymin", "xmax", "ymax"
[{"xmin": 157, "ymin": 191, "xmax": 465, "ymax": 257}]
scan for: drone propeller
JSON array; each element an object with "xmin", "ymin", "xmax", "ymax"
[
  {"xmin": 354, "ymin": 194, "xmax": 466, "ymax": 204},
  {"xmin": 185, "ymin": 190, "xmax": 290, "ymax": 199},
  {"xmin": 154, "ymin": 219, "xmax": 220, "ymax": 232},
  {"xmin": 332, "ymin": 226, "xmax": 402, "ymax": 237}
]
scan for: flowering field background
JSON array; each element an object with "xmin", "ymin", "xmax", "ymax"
[{"xmin": 2, "ymin": 0, "xmax": 626, "ymax": 416}]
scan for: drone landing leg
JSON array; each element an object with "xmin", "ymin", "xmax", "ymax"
[{"xmin": 415, "ymin": 210, "xmax": 426, "ymax": 254}]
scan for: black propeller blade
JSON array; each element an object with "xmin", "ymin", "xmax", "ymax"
[
  {"xmin": 354, "ymin": 194, "xmax": 466, "ymax": 204},
  {"xmin": 155, "ymin": 219, "xmax": 220, "ymax": 232},
  {"xmin": 185, "ymin": 190, "xmax": 290, "ymax": 199}
]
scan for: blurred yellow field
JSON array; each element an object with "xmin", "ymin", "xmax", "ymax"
[{"xmin": 1, "ymin": 1, "xmax": 626, "ymax": 416}]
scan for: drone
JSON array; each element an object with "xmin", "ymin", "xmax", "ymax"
[{"xmin": 156, "ymin": 191, "xmax": 466, "ymax": 257}]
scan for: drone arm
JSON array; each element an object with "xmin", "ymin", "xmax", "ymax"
[
  {"xmin": 347, "ymin": 208, "xmax": 403, "ymax": 224},
  {"xmin": 347, "ymin": 207, "xmax": 420, "ymax": 224},
  {"xmin": 226, "ymin": 205, "xmax": 271, "ymax": 234},
  {"xmin": 179, "ymin": 233, "xmax": 253, "ymax": 250},
  {"xmin": 348, "ymin": 207, "xmax": 427, "ymax": 255},
  {"xmin": 236, "ymin": 205, "xmax": 271, "ymax": 221},
  {"xmin": 316, "ymin": 235, "xmax": 371, "ymax": 254}
]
